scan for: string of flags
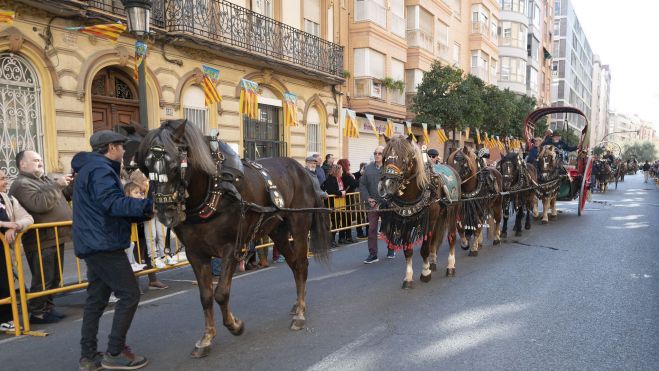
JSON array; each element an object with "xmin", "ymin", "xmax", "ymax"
[
  {"xmin": 405, "ymin": 121, "xmax": 416, "ymax": 142},
  {"xmin": 421, "ymin": 123, "xmax": 430, "ymax": 145},
  {"xmin": 201, "ymin": 65, "xmax": 222, "ymax": 106},
  {"xmin": 343, "ymin": 109, "xmax": 359, "ymax": 138},
  {"xmin": 0, "ymin": 10, "xmax": 15, "ymax": 24},
  {"xmin": 365, "ymin": 114, "xmax": 379, "ymax": 139},
  {"xmin": 436, "ymin": 125, "xmax": 449, "ymax": 144},
  {"xmin": 283, "ymin": 92, "xmax": 298, "ymax": 127},
  {"xmin": 239, "ymin": 79, "xmax": 259, "ymax": 120},
  {"xmin": 65, "ymin": 22, "xmax": 126, "ymax": 43},
  {"xmin": 385, "ymin": 119, "xmax": 394, "ymax": 137}
]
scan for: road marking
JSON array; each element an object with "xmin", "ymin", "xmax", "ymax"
[
  {"xmin": 308, "ymin": 269, "xmax": 358, "ymax": 282},
  {"xmin": 306, "ymin": 325, "xmax": 387, "ymax": 371},
  {"xmin": 0, "ymin": 334, "xmax": 25, "ymax": 345},
  {"xmin": 74, "ymin": 290, "xmax": 189, "ymax": 322},
  {"xmin": 166, "ymin": 266, "xmax": 277, "ymax": 284}
]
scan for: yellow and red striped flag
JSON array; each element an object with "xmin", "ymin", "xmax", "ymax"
[
  {"xmin": 239, "ymin": 79, "xmax": 259, "ymax": 119},
  {"xmin": 405, "ymin": 121, "xmax": 416, "ymax": 142},
  {"xmin": 283, "ymin": 92, "xmax": 298, "ymax": 127},
  {"xmin": 385, "ymin": 119, "xmax": 394, "ymax": 137},
  {"xmin": 343, "ymin": 109, "xmax": 359, "ymax": 138},
  {"xmin": 65, "ymin": 23, "xmax": 126, "ymax": 43},
  {"xmin": 0, "ymin": 10, "xmax": 15, "ymax": 24},
  {"xmin": 436, "ymin": 126, "xmax": 449, "ymax": 144},
  {"xmin": 201, "ymin": 65, "xmax": 222, "ymax": 106},
  {"xmin": 365, "ymin": 114, "xmax": 379, "ymax": 139},
  {"xmin": 476, "ymin": 128, "xmax": 482, "ymax": 145},
  {"xmin": 421, "ymin": 123, "xmax": 430, "ymax": 144},
  {"xmin": 464, "ymin": 127, "xmax": 471, "ymax": 141}
]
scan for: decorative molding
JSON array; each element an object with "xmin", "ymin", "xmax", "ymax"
[
  {"xmin": 302, "ymin": 94, "xmax": 329, "ymax": 127},
  {"xmin": 116, "ymin": 46, "xmax": 132, "ymax": 67},
  {"xmin": 234, "ymin": 71, "xmax": 288, "ymax": 99},
  {"xmin": 173, "ymin": 67, "xmax": 203, "ymax": 109}
]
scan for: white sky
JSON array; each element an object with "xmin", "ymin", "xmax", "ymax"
[{"xmin": 571, "ymin": 0, "xmax": 659, "ymax": 130}]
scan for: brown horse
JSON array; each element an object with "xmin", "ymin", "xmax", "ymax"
[
  {"xmin": 379, "ymin": 135, "xmax": 461, "ymax": 287},
  {"xmin": 447, "ymin": 146, "xmax": 503, "ymax": 256},
  {"xmin": 137, "ymin": 119, "xmax": 330, "ymax": 357},
  {"xmin": 597, "ymin": 160, "xmax": 612, "ymax": 193},
  {"xmin": 535, "ymin": 145, "xmax": 561, "ymax": 223},
  {"xmin": 497, "ymin": 152, "xmax": 538, "ymax": 237}
]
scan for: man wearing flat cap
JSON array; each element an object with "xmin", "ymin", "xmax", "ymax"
[
  {"xmin": 305, "ymin": 155, "xmax": 328, "ymax": 199},
  {"xmin": 427, "ymin": 148, "xmax": 441, "ymax": 165},
  {"xmin": 72, "ymin": 130, "xmax": 154, "ymax": 370}
]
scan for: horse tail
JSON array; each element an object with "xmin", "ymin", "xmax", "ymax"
[
  {"xmin": 309, "ymin": 195, "xmax": 331, "ymax": 263},
  {"xmin": 436, "ymin": 202, "xmax": 459, "ymax": 248}
]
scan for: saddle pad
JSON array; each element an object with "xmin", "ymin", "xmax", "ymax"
[{"xmin": 432, "ymin": 164, "xmax": 460, "ymax": 203}]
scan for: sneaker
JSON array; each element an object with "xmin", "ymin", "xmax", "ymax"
[
  {"xmin": 363, "ymin": 255, "xmax": 379, "ymax": 264},
  {"xmin": 101, "ymin": 346, "xmax": 148, "ymax": 370},
  {"xmin": 154, "ymin": 258, "xmax": 166, "ymax": 269},
  {"xmin": 108, "ymin": 293, "xmax": 119, "ymax": 303},
  {"xmin": 0, "ymin": 320, "xmax": 15, "ymax": 331},
  {"xmin": 131, "ymin": 263, "xmax": 145, "ymax": 272},
  {"xmin": 176, "ymin": 251, "xmax": 187, "ymax": 262},
  {"xmin": 386, "ymin": 250, "xmax": 396, "ymax": 259},
  {"xmin": 275, "ymin": 256, "xmax": 285, "ymax": 263},
  {"xmin": 79, "ymin": 352, "xmax": 104, "ymax": 371},
  {"xmin": 165, "ymin": 255, "xmax": 177, "ymax": 265},
  {"xmin": 29, "ymin": 312, "xmax": 61, "ymax": 324},
  {"xmin": 47, "ymin": 309, "xmax": 67, "ymax": 319}
]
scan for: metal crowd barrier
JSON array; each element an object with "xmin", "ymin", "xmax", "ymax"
[{"xmin": 0, "ymin": 192, "xmax": 368, "ymax": 337}]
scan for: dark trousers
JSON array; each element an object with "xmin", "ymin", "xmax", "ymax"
[
  {"xmin": 25, "ymin": 244, "xmax": 64, "ymax": 316},
  {"xmin": 81, "ymin": 250, "xmax": 140, "ymax": 358},
  {"xmin": 367, "ymin": 210, "xmax": 380, "ymax": 256}
]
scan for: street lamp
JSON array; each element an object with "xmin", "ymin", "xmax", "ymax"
[
  {"xmin": 122, "ymin": 0, "xmax": 152, "ymax": 128},
  {"xmin": 599, "ymin": 130, "xmax": 639, "ymax": 143}
]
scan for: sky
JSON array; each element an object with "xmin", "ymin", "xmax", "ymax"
[{"xmin": 571, "ymin": 0, "xmax": 659, "ymax": 131}]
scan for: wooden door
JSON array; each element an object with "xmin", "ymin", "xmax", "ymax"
[{"xmin": 91, "ymin": 67, "xmax": 141, "ymax": 133}]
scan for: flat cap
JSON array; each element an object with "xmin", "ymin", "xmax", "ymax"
[
  {"xmin": 427, "ymin": 148, "xmax": 439, "ymax": 156},
  {"xmin": 305, "ymin": 155, "xmax": 317, "ymax": 162},
  {"xmin": 90, "ymin": 130, "xmax": 127, "ymax": 149}
]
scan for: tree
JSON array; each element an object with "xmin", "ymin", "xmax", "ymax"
[
  {"xmin": 592, "ymin": 146, "xmax": 605, "ymax": 156},
  {"xmin": 481, "ymin": 86, "xmax": 515, "ymax": 136},
  {"xmin": 553, "ymin": 127, "xmax": 580, "ymax": 147},
  {"xmin": 622, "ymin": 141, "xmax": 657, "ymax": 162}
]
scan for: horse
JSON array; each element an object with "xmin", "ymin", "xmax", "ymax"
[
  {"xmin": 379, "ymin": 135, "xmax": 461, "ymax": 288},
  {"xmin": 447, "ymin": 146, "xmax": 503, "ymax": 256},
  {"xmin": 136, "ymin": 119, "xmax": 331, "ymax": 358},
  {"xmin": 535, "ymin": 145, "xmax": 561, "ymax": 223},
  {"xmin": 497, "ymin": 152, "xmax": 538, "ymax": 237},
  {"xmin": 597, "ymin": 160, "xmax": 612, "ymax": 193}
]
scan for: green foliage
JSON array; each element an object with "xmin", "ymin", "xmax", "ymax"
[
  {"xmin": 393, "ymin": 80, "xmax": 405, "ymax": 92},
  {"xmin": 341, "ymin": 70, "xmax": 351, "ymax": 79},
  {"xmin": 382, "ymin": 77, "xmax": 396, "ymax": 89},
  {"xmin": 592, "ymin": 146, "xmax": 604, "ymax": 156},
  {"xmin": 553, "ymin": 127, "xmax": 580, "ymax": 147},
  {"xmin": 622, "ymin": 141, "xmax": 657, "ymax": 162}
]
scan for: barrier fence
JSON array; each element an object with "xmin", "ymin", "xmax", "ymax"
[{"xmin": 0, "ymin": 192, "xmax": 368, "ymax": 337}]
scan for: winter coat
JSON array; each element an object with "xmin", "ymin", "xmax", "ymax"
[
  {"xmin": 9, "ymin": 171, "xmax": 73, "ymax": 251},
  {"xmin": 71, "ymin": 152, "xmax": 153, "ymax": 258},
  {"xmin": 358, "ymin": 162, "xmax": 383, "ymax": 209},
  {"xmin": 0, "ymin": 192, "xmax": 34, "ymax": 232}
]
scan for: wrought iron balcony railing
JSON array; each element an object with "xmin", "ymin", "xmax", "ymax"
[
  {"xmin": 165, "ymin": 0, "xmax": 344, "ymax": 78},
  {"xmin": 86, "ymin": 0, "xmax": 166, "ymax": 28}
]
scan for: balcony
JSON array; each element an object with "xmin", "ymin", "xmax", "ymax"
[
  {"xmin": 354, "ymin": 0, "xmax": 387, "ymax": 29},
  {"xmin": 407, "ymin": 29, "xmax": 433, "ymax": 52},
  {"xmin": 390, "ymin": 89, "xmax": 405, "ymax": 105},
  {"xmin": 436, "ymin": 42, "xmax": 450, "ymax": 61},
  {"xmin": 83, "ymin": 0, "xmax": 344, "ymax": 80},
  {"xmin": 391, "ymin": 13, "xmax": 406, "ymax": 38},
  {"xmin": 354, "ymin": 78, "xmax": 385, "ymax": 100},
  {"xmin": 470, "ymin": 66, "xmax": 488, "ymax": 82}
]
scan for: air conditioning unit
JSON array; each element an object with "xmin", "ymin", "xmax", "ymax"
[{"xmin": 552, "ymin": 70, "xmax": 558, "ymax": 77}]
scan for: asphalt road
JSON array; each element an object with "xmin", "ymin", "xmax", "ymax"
[{"xmin": 1, "ymin": 173, "xmax": 657, "ymax": 371}]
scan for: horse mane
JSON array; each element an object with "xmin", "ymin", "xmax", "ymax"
[
  {"xmin": 140, "ymin": 119, "xmax": 217, "ymax": 176},
  {"xmin": 385, "ymin": 135, "xmax": 429, "ymax": 190},
  {"xmin": 501, "ymin": 152, "xmax": 519, "ymax": 163},
  {"xmin": 448, "ymin": 146, "xmax": 477, "ymax": 171}
]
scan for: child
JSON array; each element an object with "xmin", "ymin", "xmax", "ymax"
[{"xmin": 124, "ymin": 182, "xmax": 147, "ymax": 272}]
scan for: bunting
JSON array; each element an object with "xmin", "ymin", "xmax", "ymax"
[
  {"xmin": 405, "ymin": 121, "xmax": 416, "ymax": 142},
  {"xmin": 0, "ymin": 10, "xmax": 15, "ymax": 24},
  {"xmin": 484, "ymin": 132, "xmax": 492, "ymax": 148},
  {"xmin": 201, "ymin": 65, "xmax": 222, "ymax": 106},
  {"xmin": 421, "ymin": 123, "xmax": 430, "ymax": 144},
  {"xmin": 343, "ymin": 109, "xmax": 359, "ymax": 138},
  {"xmin": 385, "ymin": 119, "xmax": 394, "ymax": 137},
  {"xmin": 495, "ymin": 136, "xmax": 504, "ymax": 150},
  {"xmin": 365, "ymin": 114, "xmax": 379, "ymax": 138},
  {"xmin": 65, "ymin": 23, "xmax": 126, "ymax": 43},
  {"xmin": 133, "ymin": 40, "xmax": 148, "ymax": 81},
  {"xmin": 476, "ymin": 128, "xmax": 482, "ymax": 145},
  {"xmin": 239, "ymin": 79, "xmax": 259, "ymax": 120},
  {"xmin": 464, "ymin": 127, "xmax": 471, "ymax": 141},
  {"xmin": 283, "ymin": 92, "xmax": 298, "ymax": 127},
  {"xmin": 436, "ymin": 125, "xmax": 449, "ymax": 144}
]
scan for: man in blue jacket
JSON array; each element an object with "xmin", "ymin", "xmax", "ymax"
[{"xmin": 73, "ymin": 131, "xmax": 153, "ymax": 371}]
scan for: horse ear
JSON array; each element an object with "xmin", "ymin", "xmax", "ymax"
[
  {"xmin": 384, "ymin": 134, "xmax": 390, "ymax": 143},
  {"xmin": 406, "ymin": 133, "xmax": 414, "ymax": 143},
  {"xmin": 172, "ymin": 119, "xmax": 187, "ymax": 142}
]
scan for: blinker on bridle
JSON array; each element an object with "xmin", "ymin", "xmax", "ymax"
[{"xmin": 146, "ymin": 143, "xmax": 189, "ymax": 206}]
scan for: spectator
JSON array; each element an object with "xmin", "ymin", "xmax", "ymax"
[
  {"xmin": 359, "ymin": 145, "xmax": 394, "ymax": 263},
  {"xmin": 322, "ymin": 164, "xmax": 347, "ymax": 247},
  {"xmin": 321, "ymin": 153, "xmax": 335, "ymax": 176},
  {"xmin": 525, "ymin": 138, "xmax": 540, "ymax": 164},
  {"xmin": 9, "ymin": 150, "xmax": 72, "ymax": 324},
  {"xmin": 353, "ymin": 163, "xmax": 367, "ymax": 239},
  {"xmin": 642, "ymin": 161, "xmax": 651, "ymax": 183},
  {"xmin": 124, "ymin": 182, "xmax": 147, "ymax": 272},
  {"xmin": 0, "ymin": 169, "xmax": 34, "ymax": 332},
  {"xmin": 337, "ymin": 159, "xmax": 357, "ymax": 244},
  {"xmin": 305, "ymin": 155, "xmax": 328, "ymax": 199},
  {"xmin": 72, "ymin": 130, "xmax": 152, "ymax": 370},
  {"xmin": 427, "ymin": 148, "xmax": 441, "ymax": 165},
  {"xmin": 312, "ymin": 153, "xmax": 326, "ymax": 186}
]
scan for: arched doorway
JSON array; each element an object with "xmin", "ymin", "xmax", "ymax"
[
  {"xmin": 0, "ymin": 53, "xmax": 44, "ymax": 179},
  {"xmin": 91, "ymin": 67, "xmax": 140, "ymax": 132}
]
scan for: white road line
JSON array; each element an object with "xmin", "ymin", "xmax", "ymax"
[
  {"xmin": 0, "ymin": 334, "xmax": 25, "ymax": 345},
  {"xmin": 165, "ymin": 266, "xmax": 277, "ymax": 284},
  {"xmin": 306, "ymin": 325, "xmax": 388, "ymax": 371},
  {"xmin": 308, "ymin": 269, "xmax": 358, "ymax": 282},
  {"xmin": 74, "ymin": 290, "xmax": 188, "ymax": 322}
]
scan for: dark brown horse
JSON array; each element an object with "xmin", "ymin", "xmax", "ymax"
[
  {"xmin": 137, "ymin": 119, "xmax": 330, "ymax": 357},
  {"xmin": 535, "ymin": 145, "xmax": 561, "ymax": 223},
  {"xmin": 379, "ymin": 135, "xmax": 461, "ymax": 287},
  {"xmin": 447, "ymin": 146, "xmax": 503, "ymax": 256},
  {"xmin": 497, "ymin": 152, "xmax": 538, "ymax": 237}
]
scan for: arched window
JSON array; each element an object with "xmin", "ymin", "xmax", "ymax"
[
  {"xmin": 182, "ymin": 85, "xmax": 208, "ymax": 134},
  {"xmin": 0, "ymin": 53, "xmax": 43, "ymax": 180},
  {"xmin": 306, "ymin": 106, "xmax": 321, "ymax": 154}
]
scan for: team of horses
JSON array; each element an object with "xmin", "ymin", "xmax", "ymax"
[{"xmin": 134, "ymin": 121, "xmax": 573, "ymax": 358}]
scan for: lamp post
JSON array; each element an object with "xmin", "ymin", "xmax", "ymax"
[
  {"xmin": 122, "ymin": 0, "xmax": 152, "ymax": 128},
  {"xmin": 599, "ymin": 130, "xmax": 639, "ymax": 143}
]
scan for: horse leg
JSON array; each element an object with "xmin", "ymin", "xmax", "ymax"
[
  {"xmin": 188, "ymin": 254, "xmax": 217, "ymax": 358},
  {"xmin": 402, "ymin": 249, "xmax": 414, "ymax": 289},
  {"xmin": 525, "ymin": 194, "xmax": 533, "ymax": 230},
  {"xmin": 532, "ymin": 195, "xmax": 540, "ymax": 219},
  {"xmin": 469, "ymin": 226, "xmax": 480, "ymax": 256},
  {"xmin": 514, "ymin": 204, "xmax": 524, "ymax": 236},
  {"xmin": 541, "ymin": 196, "xmax": 549, "ymax": 224},
  {"xmin": 272, "ymin": 224, "xmax": 309, "ymax": 331},
  {"xmin": 458, "ymin": 227, "xmax": 469, "ymax": 251},
  {"xmin": 429, "ymin": 228, "xmax": 439, "ymax": 272},
  {"xmin": 215, "ymin": 255, "xmax": 244, "ymax": 337},
  {"xmin": 446, "ymin": 231, "xmax": 456, "ymax": 277},
  {"xmin": 550, "ymin": 196, "xmax": 558, "ymax": 218},
  {"xmin": 420, "ymin": 240, "xmax": 432, "ymax": 283},
  {"xmin": 501, "ymin": 203, "xmax": 509, "ymax": 239},
  {"xmin": 492, "ymin": 200, "xmax": 502, "ymax": 245}
]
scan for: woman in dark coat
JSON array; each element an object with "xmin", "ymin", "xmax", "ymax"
[{"xmin": 322, "ymin": 164, "xmax": 346, "ymax": 247}]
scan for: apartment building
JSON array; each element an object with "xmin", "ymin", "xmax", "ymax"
[
  {"xmin": 339, "ymin": 0, "xmax": 499, "ymax": 169},
  {"xmin": 0, "ymin": 0, "xmax": 343, "ymax": 179},
  {"xmin": 608, "ymin": 112, "xmax": 645, "ymax": 143},
  {"xmin": 549, "ymin": 0, "xmax": 593, "ymax": 133},
  {"xmin": 589, "ymin": 56, "xmax": 611, "ymax": 146}
]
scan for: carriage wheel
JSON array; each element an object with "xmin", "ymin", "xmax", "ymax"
[{"xmin": 578, "ymin": 157, "xmax": 593, "ymax": 216}]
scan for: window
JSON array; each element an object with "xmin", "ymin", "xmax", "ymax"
[
  {"xmin": 354, "ymin": 0, "xmax": 386, "ymax": 28},
  {"xmin": 406, "ymin": 5, "xmax": 434, "ymax": 51},
  {"xmin": 437, "ymin": 20, "xmax": 449, "ymax": 45},
  {"xmin": 453, "ymin": 43, "xmax": 461, "ymax": 64},
  {"xmin": 390, "ymin": 58, "xmax": 405, "ymax": 104},
  {"xmin": 405, "ymin": 69, "xmax": 424, "ymax": 92},
  {"xmin": 390, "ymin": 0, "xmax": 405, "ymax": 37},
  {"xmin": 500, "ymin": 0, "xmax": 525, "ymax": 14},
  {"xmin": 306, "ymin": 106, "xmax": 321, "ymax": 154},
  {"xmin": 304, "ymin": 19, "xmax": 320, "ymax": 36},
  {"xmin": 251, "ymin": 0, "xmax": 273, "ymax": 17},
  {"xmin": 353, "ymin": 48, "xmax": 385, "ymax": 78},
  {"xmin": 304, "ymin": 0, "xmax": 321, "ymax": 36},
  {"xmin": 527, "ymin": 66, "xmax": 538, "ymax": 92},
  {"xmin": 182, "ymin": 85, "xmax": 209, "ymax": 134},
  {"xmin": 500, "ymin": 21, "xmax": 527, "ymax": 48},
  {"xmin": 499, "ymin": 56, "xmax": 526, "ymax": 83},
  {"xmin": 532, "ymin": 3, "xmax": 541, "ymax": 27}
]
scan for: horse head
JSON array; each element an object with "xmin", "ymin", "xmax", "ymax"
[
  {"xmin": 448, "ymin": 145, "xmax": 477, "ymax": 183},
  {"xmin": 379, "ymin": 134, "xmax": 428, "ymax": 198},
  {"xmin": 538, "ymin": 145, "xmax": 557, "ymax": 179},
  {"xmin": 137, "ymin": 119, "xmax": 217, "ymax": 227},
  {"xmin": 499, "ymin": 152, "xmax": 521, "ymax": 190}
]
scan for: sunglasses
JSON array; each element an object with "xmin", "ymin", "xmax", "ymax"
[
  {"xmin": 429, "ymin": 155, "xmax": 438, "ymax": 158},
  {"xmin": 374, "ymin": 152, "xmax": 383, "ymax": 155}
]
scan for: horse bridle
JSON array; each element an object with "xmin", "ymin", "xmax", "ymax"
[
  {"xmin": 145, "ymin": 142, "xmax": 190, "ymax": 211},
  {"xmin": 382, "ymin": 150, "xmax": 415, "ymax": 197}
]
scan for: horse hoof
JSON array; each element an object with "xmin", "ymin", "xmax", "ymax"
[
  {"xmin": 500, "ymin": 231, "xmax": 507, "ymax": 238},
  {"xmin": 524, "ymin": 223, "xmax": 531, "ymax": 230},
  {"xmin": 493, "ymin": 239, "xmax": 501, "ymax": 246},
  {"xmin": 190, "ymin": 346, "xmax": 211, "ymax": 358},
  {"xmin": 460, "ymin": 242, "xmax": 470, "ymax": 251},
  {"xmin": 229, "ymin": 320, "xmax": 245, "ymax": 336},
  {"xmin": 429, "ymin": 263, "xmax": 437, "ymax": 272},
  {"xmin": 290, "ymin": 318, "xmax": 305, "ymax": 331},
  {"xmin": 468, "ymin": 250, "xmax": 478, "ymax": 257},
  {"xmin": 420, "ymin": 273, "xmax": 431, "ymax": 283},
  {"xmin": 446, "ymin": 268, "xmax": 456, "ymax": 277},
  {"xmin": 515, "ymin": 230, "xmax": 522, "ymax": 237},
  {"xmin": 541, "ymin": 220, "xmax": 548, "ymax": 225},
  {"xmin": 549, "ymin": 214, "xmax": 556, "ymax": 220},
  {"xmin": 401, "ymin": 281, "xmax": 414, "ymax": 289}
]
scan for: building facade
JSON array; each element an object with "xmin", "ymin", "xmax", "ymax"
[
  {"xmin": 589, "ymin": 55, "xmax": 611, "ymax": 146},
  {"xmin": 549, "ymin": 0, "xmax": 593, "ymax": 133},
  {"xmin": 607, "ymin": 112, "xmax": 645, "ymax": 143},
  {"xmin": 0, "ymin": 0, "xmax": 344, "ymax": 180}
]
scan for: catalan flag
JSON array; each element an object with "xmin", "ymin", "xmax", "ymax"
[
  {"xmin": 239, "ymin": 79, "xmax": 259, "ymax": 120},
  {"xmin": 421, "ymin": 123, "xmax": 430, "ymax": 145},
  {"xmin": 343, "ymin": 109, "xmax": 359, "ymax": 138},
  {"xmin": 283, "ymin": 92, "xmax": 298, "ymax": 127},
  {"xmin": 365, "ymin": 114, "xmax": 378, "ymax": 139},
  {"xmin": 405, "ymin": 121, "xmax": 416, "ymax": 142},
  {"xmin": 65, "ymin": 23, "xmax": 126, "ymax": 43},
  {"xmin": 476, "ymin": 128, "xmax": 482, "ymax": 145},
  {"xmin": 385, "ymin": 119, "xmax": 394, "ymax": 137},
  {"xmin": 0, "ymin": 10, "xmax": 15, "ymax": 24},
  {"xmin": 464, "ymin": 127, "xmax": 470, "ymax": 141},
  {"xmin": 436, "ymin": 125, "xmax": 449, "ymax": 144}
]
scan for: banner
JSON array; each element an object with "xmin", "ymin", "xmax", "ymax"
[
  {"xmin": 200, "ymin": 65, "xmax": 222, "ymax": 106},
  {"xmin": 343, "ymin": 109, "xmax": 359, "ymax": 138},
  {"xmin": 405, "ymin": 121, "xmax": 416, "ymax": 142},
  {"xmin": 421, "ymin": 123, "xmax": 430, "ymax": 145},
  {"xmin": 484, "ymin": 132, "xmax": 492, "ymax": 148},
  {"xmin": 283, "ymin": 92, "xmax": 298, "ymax": 127},
  {"xmin": 364, "ymin": 114, "xmax": 379, "ymax": 138},
  {"xmin": 385, "ymin": 119, "xmax": 394, "ymax": 137},
  {"xmin": 436, "ymin": 125, "xmax": 449, "ymax": 144},
  {"xmin": 0, "ymin": 10, "xmax": 15, "ymax": 24},
  {"xmin": 476, "ymin": 128, "xmax": 482, "ymax": 145},
  {"xmin": 133, "ymin": 40, "xmax": 148, "ymax": 81},
  {"xmin": 464, "ymin": 127, "xmax": 470, "ymax": 141},
  {"xmin": 239, "ymin": 79, "xmax": 259, "ymax": 120},
  {"xmin": 65, "ymin": 23, "xmax": 126, "ymax": 42}
]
